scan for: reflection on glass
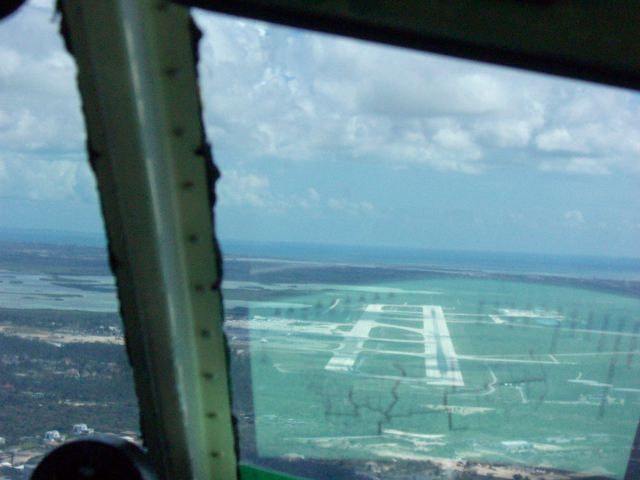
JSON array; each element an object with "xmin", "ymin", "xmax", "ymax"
[
  {"xmin": 0, "ymin": 2, "xmax": 140, "ymax": 476},
  {"xmin": 195, "ymin": 8, "xmax": 640, "ymax": 480},
  {"xmin": 222, "ymin": 251, "xmax": 640, "ymax": 479}
]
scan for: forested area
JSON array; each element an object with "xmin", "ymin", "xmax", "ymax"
[
  {"xmin": 0, "ymin": 332, "xmax": 137, "ymax": 442},
  {"xmin": 0, "ymin": 308, "xmax": 120, "ymax": 331}
]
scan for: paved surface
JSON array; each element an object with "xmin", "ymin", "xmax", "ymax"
[{"xmin": 326, "ymin": 304, "xmax": 464, "ymax": 386}]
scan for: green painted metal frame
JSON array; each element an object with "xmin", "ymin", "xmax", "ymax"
[
  {"xmin": 59, "ymin": 1, "xmax": 237, "ymax": 478},
  {"xmin": 239, "ymin": 464, "xmax": 302, "ymax": 480}
]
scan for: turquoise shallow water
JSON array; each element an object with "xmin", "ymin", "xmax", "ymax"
[
  {"xmin": 225, "ymin": 274, "xmax": 640, "ymax": 478},
  {"xmin": 0, "ymin": 272, "xmax": 117, "ymax": 312}
]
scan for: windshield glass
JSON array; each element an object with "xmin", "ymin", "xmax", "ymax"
[
  {"xmin": 0, "ymin": 2, "xmax": 140, "ymax": 476},
  {"xmin": 195, "ymin": 9, "xmax": 640, "ymax": 479}
]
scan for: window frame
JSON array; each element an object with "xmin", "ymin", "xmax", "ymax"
[{"xmin": 55, "ymin": 0, "xmax": 640, "ymax": 479}]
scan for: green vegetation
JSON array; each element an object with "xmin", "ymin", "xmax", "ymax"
[
  {"xmin": 0, "ymin": 307, "xmax": 120, "ymax": 331},
  {"xmin": 0, "ymin": 333, "xmax": 137, "ymax": 442}
]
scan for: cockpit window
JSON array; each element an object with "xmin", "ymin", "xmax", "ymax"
[
  {"xmin": 195, "ymin": 9, "xmax": 640, "ymax": 479},
  {"xmin": 0, "ymin": 1, "xmax": 140, "ymax": 474}
]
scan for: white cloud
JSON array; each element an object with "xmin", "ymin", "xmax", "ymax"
[
  {"xmin": 217, "ymin": 169, "xmax": 377, "ymax": 217},
  {"xmin": 194, "ymin": 13, "xmax": 525, "ymax": 173},
  {"xmin": 532, "ymin": 89, "xmax": 640, "ymax": 174},
  {"xmin": 194, "ymin": 11, "xmax": 640, "ymax": 177},
  {"xmin": 0, "ymin": 0, "xmax": 88, "ymax": 204},
  {"xmin": 0, "ymin": 2, "xmax": 637, "ymax": 218},
  {"xmin": 432, "ymin": 124, "xmax": 482, "ymax": 158},
  {"xmin": 327, "ymin": 198, "xmax": 375, "ymax": 216},
  {"xmin": 474, "ymin": 118, "xmax": 541, "ymax": 149},
  {"xmin": 26, "ymin": 0, "xmax": 54, "ymax": 9},
  {"xmin": 539, "ymin": 157, "xmax": 610, "ymax": 176},
  {"xmin": 0, "ymin": 154, "xmax": 94, "ymax": 201},
  {"xmin": 564, "ymin": 210, "xmax": 585, "ymax": 226},
  {"xmin": 218, "ymin": 170, "xmax": 271, "ymax": 208},
  {"xmin": 535, "ymin": 128, "xmax": 578, "ymax": 152},
  {"xmin": 218, "ymin": 170, "xmax": 325, "ymax": 212},
  {"xmin": 0, "ymin": 47, "xmax": 21, "ymax": 77}
]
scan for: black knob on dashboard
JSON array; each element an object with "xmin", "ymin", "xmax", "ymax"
[{"xmin": 31, "ymin": 435, "xmax": 157, "ymax": 480}]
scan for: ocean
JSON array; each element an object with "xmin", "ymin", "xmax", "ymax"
[
  {"xmin": 220, "ymin": 240, "xmax": 640, "ymax": 282},
  {"xmin": 2, "ymin": 226, "xmax": 639, "ymax": 282}
]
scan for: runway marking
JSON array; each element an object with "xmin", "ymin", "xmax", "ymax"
[{"xmin": 326, "ymin": 304, "xmax": 464, "ymax": 386}]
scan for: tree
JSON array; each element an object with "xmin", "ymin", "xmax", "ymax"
[{"xmin": 321, "ymin": 364, "xmax": 438, "ymax": 435}]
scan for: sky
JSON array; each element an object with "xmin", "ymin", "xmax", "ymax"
[{"xmin": 0, "ymin": 2, "xmax": 639, "ymax": 257}]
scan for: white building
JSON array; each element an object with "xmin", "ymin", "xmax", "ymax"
[
  {"xmin": 72, "ymin": 424, "xmax": 94, "ymax": 435},
  {"xmin": 43, "ymin": 430, "xmax": 62, "ymax": 443}
]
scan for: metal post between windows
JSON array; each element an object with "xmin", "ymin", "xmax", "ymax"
[{"xmin": 58, "ymin": 1, "xmax": 237, "ymax": 478}]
